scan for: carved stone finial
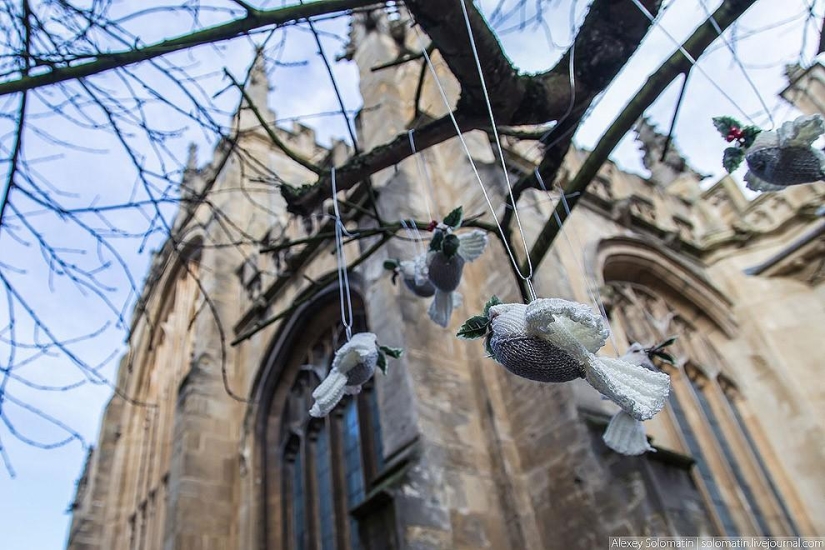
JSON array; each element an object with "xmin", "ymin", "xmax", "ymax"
[{"xmin": 634, "ymin": 118, "xmax": 704, "ymax": 186}]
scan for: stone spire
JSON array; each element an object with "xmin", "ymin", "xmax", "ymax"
[
  {"xmin": 634, "ymin": 117, "xmax": 705, "ymax": 188},
  {"xmin": 236, "ymin": 48, "xmax": 275, "ymax": 133}
]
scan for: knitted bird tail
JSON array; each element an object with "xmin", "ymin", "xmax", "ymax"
[
  {"xmin": 428, "ymin": 289, "xmax": 455, "ymax": 328},
  {"xmin": 584, "ymin": 356, "xmax": 670, "ymax": 421},
  {"xmin": 603, "ymin": 411, "xmax": 654, "ymax": 456},
  {"xmin": 310, "ymin": 370, "xmax": 348, "ymax": 417}
]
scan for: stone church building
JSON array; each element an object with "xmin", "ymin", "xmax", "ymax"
[{"xmin": 67, "ymin": 10, "xmax": 825, "ymax": 550}]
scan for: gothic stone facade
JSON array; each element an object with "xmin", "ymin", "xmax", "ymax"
[{"xmin": 67, "ymin": 13, "xmax": 825, "ymax": 550}]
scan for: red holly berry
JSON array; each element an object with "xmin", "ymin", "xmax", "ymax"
[
  {"xmin": 726, "ymin": 127, "xmax": 743, "ymax": 142},
  {"xmin": 426, "ymin": 220, "xmax": 438, "ymax": 232}
]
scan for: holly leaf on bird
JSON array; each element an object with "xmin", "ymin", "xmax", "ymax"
[
  {"xmin": 379, "ymin": 345, "xmax": 404, "ymax": 359},
  {"xmin": 376, "ymin": 352, "xmax": 388, "ymax": 374},
  {"xmin": 483, "ymin": 295, "xmax": 502, "ymax": 317},
  {"xmin": 443, "ymin": 206, "xmax": 463, "ymax": 228},
  {"xmin": 457, "ymin": 315, "xmax": 490, "ymax": 339},
  {"xmin": 722, "ymin": 147, "xmax": 745, "ymax": 173},
  {"xmin": 713, "ymin": 116, "xmax": 742, "ymax": 137},
  {"xmin": 429, "ymin": 231, "xmax": 444, "ymax": 252}
]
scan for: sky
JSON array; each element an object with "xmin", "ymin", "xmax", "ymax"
[{"xmin": 0, "ymin": 1, "xmax": 821, "ymax": 549}]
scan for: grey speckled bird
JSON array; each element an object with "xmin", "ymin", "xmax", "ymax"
[{"xmin": 745, "ymin": 114, "xmax": 825, "ymax": 192}]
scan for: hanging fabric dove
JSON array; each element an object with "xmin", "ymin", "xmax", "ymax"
[
  {"xmin": 602, "ymin": 339, "xmax": 676, "ymax": 455},
  {"xmin": 458, "ymin": 297, "xmax": 671, "ymax": 429},
  {"xmin": 426, "ymin": 206, "xmax": 488, "ymax": 327},
  {"xmin": 309, "ymin": 333, "xmax": 402, "ymax": 417},
  {"xmin": 714, "ymin": 114, "xmax": 825, "ymax": 192},
  {"xmin": 384, "ymin": 254, "xmax": 435, "ymax": 297}
]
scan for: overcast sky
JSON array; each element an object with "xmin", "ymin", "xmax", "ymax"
[{"xmin": 0, "ymin": 1, "xmax": 821, "ymax": 549}]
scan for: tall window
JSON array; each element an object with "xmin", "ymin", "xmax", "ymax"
[
  {"xmin": 606, "ymin": 281, "xmax": 799, "ymax": 537},
  {"xmin": 261, "ymin": 295, "xmax": 394, "ymax": 550}
]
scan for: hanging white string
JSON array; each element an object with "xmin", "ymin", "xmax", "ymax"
[
  {"xmin": 331, "ymin": 167, "xmax": 354, "ymax": 341},
  {"xmin": 408, "ymin": 129, "xmax": 438, "ymax": 222},
  {"xmin": 456, "ymin": 0, "xmax": 535, "ymax": 291},
  {"xmin": 698, "ymin": 0, "xmax": 775, "ymax": 129},
  {"xmin": 414, "ymin": 28, "xmax": 537, "ymax": 301},
  {"xmin": 628, "ymin": 0, "xmax": 759, "ymax": 126},
  {"xmin": 540, "ymin": 171, "xmax": 620, "ymax": 355}
]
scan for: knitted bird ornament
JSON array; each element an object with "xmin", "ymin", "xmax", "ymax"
[
  {"xmin": 420, "ymin": 206, "xmax": 488, "ymax": 327},
  {"xmin": 384, "ymin": 254, "xmax": 435, "ymax": 298},
  {"xmin": 714, "ymin": 114, "xmax": 825, "ymax": 192},
  {"xmin": 458, "ymin": 297, "xmax": 670, "ymax": 423},
  {"xmin": 309, "ymin": 333, "xmax": 402, "ymax": 417},
  {"xmin": 602, "ymin": 339, "xmax": 676, "ymax": 455}
]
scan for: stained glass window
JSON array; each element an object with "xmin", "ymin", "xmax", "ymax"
[{"xmin": 265, "ymin": 297, "xmax": 388, "ymax": 550}]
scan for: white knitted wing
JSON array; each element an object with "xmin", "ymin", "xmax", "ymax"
[
  {"xmin": 310, "ymin": 370, "xmax": 348, "ymax": 417},
  {"xmin": 428, "ymin": 289, "xmax": 455, "ymax": 327},
  {"xmin": 526, "ymin": 298, "xmax": 607, "ymax": 353},
  {"xmin": 331, "ymin": 333, "xmax": 377, "ymax": 374},
  {"xmin": 603, "ymin": 411, "xmax": 654, "ymax": 455},
  {"xmin": 457, "ymin": 230, "xmax": 488, "ymax": 262},
  {"xmin": 778, "ymin": 113, "xmax": 825, "ymax": 147},
  {"xmin": 584, "ymin": 356, "xmax": 670, "ymax": 421}
]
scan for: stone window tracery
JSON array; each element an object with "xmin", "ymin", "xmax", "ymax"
[{"xmin": 606, "ymin": 281, "xmax": 800, "ymax": 537}]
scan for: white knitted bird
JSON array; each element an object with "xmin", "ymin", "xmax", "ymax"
[
  {"xmin": 426, "ymin": 207, "xmax": 488, "ymax": 327},
  {"xmin": 714, "ymin": 114, "xmax": 825, "ymax": 192},
  {"xmin": 602, "ymin": 342, "xmax": 673, "ymax": 455},
  {"xmin": 309, "ymin": 333, "xmax": 402, "ymax": 418},
  {"xmin": 459, "ymin": 297, "xmax": 671, "ymax": 425}
]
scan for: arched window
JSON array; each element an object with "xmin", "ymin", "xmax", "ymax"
[
  {"xmin": 605, "ymin": 281, "xmax": 800, "ymax": 537},
  {"xmin": 259, "ymin": 291, "xmax": 394, "ymax": 550}
]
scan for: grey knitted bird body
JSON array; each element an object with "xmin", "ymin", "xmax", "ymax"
[
  {"xmin": 428, "ymin": 253, "xmax": 465, "ymax": 292},
  {"xmin": 488, "ymin": 305, "xmax": 584, "ymax": 382},
  {"xmin": 744, "ymin": 114, "xmax": 825, "ymax": 191},
  {"xmin": 489, "ymin": 335, "xmax": 584, "ymax": 382}
]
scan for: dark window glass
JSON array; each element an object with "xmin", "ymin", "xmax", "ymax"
[
  {"xmin": 729, "ymin": 399, "xmax": 800, "ymax": 536},
  {"xmin": 692, "ymin": 381, "xmax": 771, "ymax": 535},
  {"xmin": 316, "ymin": 425, "xmax": 336, "ymax": 550},
  {"xmin": 292, "ymin": 453, "xmax": 306, "ymax": 550},
  {"xmin": 669, "ymin": 392, "xmax": 739, "ymax": 536}
]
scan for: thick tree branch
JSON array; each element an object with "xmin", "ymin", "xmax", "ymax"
[
  {"xmin": 281, "ymin": 114, "xmax": 473, "ymax": 216},
  {"xmin": 525, "ymin": 0, "xmax": 759, "ymax": 274},
  {"xmin": 0, "ymin": 0, "xmax": 378, "ymax": 97}
]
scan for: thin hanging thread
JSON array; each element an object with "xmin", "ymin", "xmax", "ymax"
[
  {"xmin": 698, "ymin": 0, "xmax": 775, "ymax": 129},
  {"xmin": 534, "ymin": 169, "xmax": 620, "ymax": 355},
  {"xmin": 408, "ymin": 129, "xmax": 439, "ymax": 221},
  {"xmin": 331, "ymin": 167, "xmax": 354, "ymax": 341},
  {"xmin": 415, "ymin": 36, "xmax": 537, "ymax": 301},
  {"xmin": 457, "ymin": 0, "xmax": 535, "ymax": 293},
  {"xmin": 628, "ymin": 0, "xmax": 759, "ymax": 126}
]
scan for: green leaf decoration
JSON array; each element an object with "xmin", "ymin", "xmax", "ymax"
[
  {"xmin": 484, "ymin": 333, "xmax": 494, "ymax": 357},
  {"xmin": 457, "ymin": 315, "xmax": 491, "ymax": 339},
  {"xmin": 656, "ymin": 336, "xmax": 678, "ymax": 350},
  {"xmin": 713, "ymin": 116, "xmax": 742, "ymax": 137},
  {"xmin": 722, "ymin": 147, "xmax": 745, "ymax": 173},
  {"xmin": 429, "ymin": 230, "xmax": 444, "ymax": 252},
  {"xmin": 383, "ymin": 259, "xmax": 400, "ymax": 271},
  {"xmin": 442, "ymin": 234, "xmax": 460, "ymax": 258},
  {"xmin": 650, "ymin": 350, "xmax": 675, "ymax": 366},
  {"xmin": 740, "ymin": 125, "xmax": 761, "ymax": 148},
  {"xmin": 443, "ymin": 206, "xmax": 463, "ymax": 228},
  {"xmin": 483, "ymin": 295, "xmax": 502, "ymax": 317},
  {"xmin": 379, "ymin": 345, "xmax": 404, "ymax": 359},
  {"xmin": 376, "ymin": 352, "xmax": 388, "ymax": 375}
]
